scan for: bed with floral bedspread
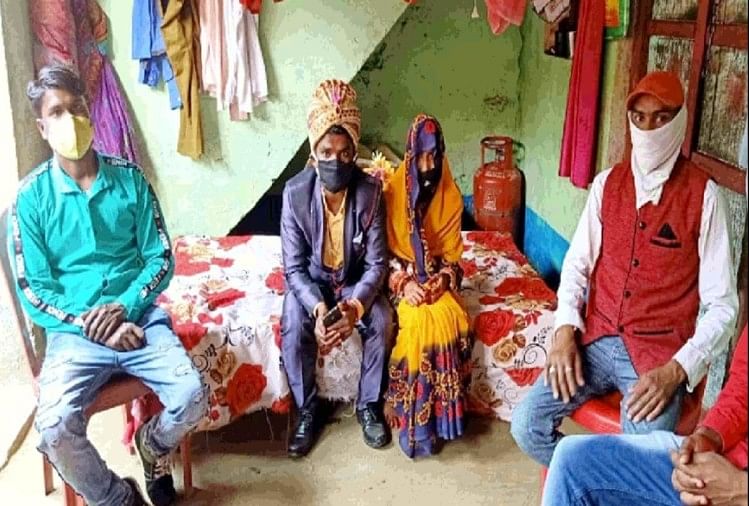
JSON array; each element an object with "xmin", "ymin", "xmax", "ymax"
[{"xmin": 149, "ymin": 231, "xmax": 554, "ymax": 432}]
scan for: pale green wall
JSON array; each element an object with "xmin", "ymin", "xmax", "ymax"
[
  {"xmin": 99, "ymin": 0, "xmax": 407, "ymax": 236},
  {"xmin": 353, "ymin": 3, "xmax": 630, "ymax": 242},
  {"xmin": 517, "ymin": 8, "xmax": 630, "ymax": 241},
  {"xmin": 354, "ymin": 2, "xmax": 522, "ymax": 194}
]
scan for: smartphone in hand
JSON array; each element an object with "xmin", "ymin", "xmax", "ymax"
[{"xmin": 322, "ymin": 305, "xmax": 343, "ymax": 328}]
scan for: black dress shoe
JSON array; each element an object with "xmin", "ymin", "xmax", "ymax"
[
  {"xmin": 287, "ymin": 408, "xmax": 322, "ymax": 458},
  {"xmin": 123, "ymin": 477, "xmax": 148, "ymax": 506},
  {"xmin": 356, "ymin": 403, "xmax": 391, "ymax": 449}
]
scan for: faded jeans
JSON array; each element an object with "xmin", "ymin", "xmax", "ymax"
[
  {"xmin": 35, "ymin": 306, "xmax": 207, "ymax": 505},
  {"xmin": 542, "ymin": 431, "xmax": 684, "ymax": 505},
  {"xmin": 511, "ymin": 336, "xmax": 685, "ymax": 466}
]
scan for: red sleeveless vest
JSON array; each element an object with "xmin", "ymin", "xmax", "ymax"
[{"xmin": 582, "ymin": 157, "xmax": 710, "ymax": 433}]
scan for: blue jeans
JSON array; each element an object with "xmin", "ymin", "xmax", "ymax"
[
  {"xmin": 511, "ymin": 336, "xmax": 685, "ymax": 466},
  {"xmin": 543, "ymin": 431, "xmax": 684, "ymax": 505},
  {"xmin": 35, "ymin": 306, "xmax": 207, "ymax": 506}
]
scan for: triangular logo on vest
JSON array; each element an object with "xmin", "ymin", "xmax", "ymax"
[{"xmin": 656, "ymin": 223, "xmax": 677, "ymax": 241}]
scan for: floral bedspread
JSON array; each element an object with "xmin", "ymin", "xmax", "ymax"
[
  {"xmin": 461, "ymin": 232, "xmax": 556, "ymax": 422},
  {"xmin": 156, "ymin": 232, "xmax": 554, "ymax": 431}
]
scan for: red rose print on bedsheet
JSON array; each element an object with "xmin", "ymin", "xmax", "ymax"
[
  {"xmin": 474, "ymin": 309, "xmax": 516, "ymax": 347},
  {"xmin": 466, "ymin": 232, "xmax": 516, "ymax": 252},
  {"xmin": 265, "ymin": 268, "xmax": 285, "ymax": 295},
  {"xmin": 271, "ymin": 394, "xmax": 292, "ymax": 414},
  {"xmin": 174, "ymin": 322, "xmax": 208, "ymax": 351},
  {"xmin": 226, "ymin": 364, "xmax": 268, "ymax": 417},
  {"xmin": 459, "ymin": 258, "xmax": 479, "ymax": 278},
  {"xmin": 505, "ymin": 367, "xmax": 544, "ymax": 387},
  {"xmin": 495, "ymin": 277, "xmax": 556, "ymax": 302},
  {"xmin": 217, "ymin": 236, "xmax": 251, "ymax": 250}
]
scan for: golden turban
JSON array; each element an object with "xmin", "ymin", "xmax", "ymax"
[{"xmin": 307, "ymin": 79, "xmax": 361, "ymax": 154}]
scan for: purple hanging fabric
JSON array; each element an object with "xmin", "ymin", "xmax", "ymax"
[
  {"xmin": 90, "ymin": 57, "xmax": 141, "ymax": 164},
  {"xmin": 30, "ymin": 0, "xmax": 141, "ymax": 165}
]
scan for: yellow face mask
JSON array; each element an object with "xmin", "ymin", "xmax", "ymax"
[{"xmin": 46, "ymin": 113, "xmax": 94, "ymax": 161}]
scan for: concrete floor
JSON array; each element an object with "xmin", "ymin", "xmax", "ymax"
[{"xmin": 0, "ymin": 405, "xmax": 564, "ymax": 506}]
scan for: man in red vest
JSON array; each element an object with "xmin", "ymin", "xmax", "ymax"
[
  {"xmin": 511, "ymin": 71, "xmax": 738, "ymax": 466},
  {"xmin": 542, "ymin": 325, "xmax": 747, "ymax": 506}
]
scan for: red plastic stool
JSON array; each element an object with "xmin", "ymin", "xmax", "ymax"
[
  {"xmin": 540, "ymin": 390, "xmax": 703, "ymax": 499},
  {"xmin": 569, "ymin": 391, "xmax": 624, "ymax": 434}
]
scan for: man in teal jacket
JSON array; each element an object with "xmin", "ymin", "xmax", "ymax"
[{"xmin": 8, "ymin": 63, "xmax": 206, "ymax": 506}]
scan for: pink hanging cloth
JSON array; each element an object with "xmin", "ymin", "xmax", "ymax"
[
  {"xmin": 485, "ymin": 0, "xmax": 527, "ymax": 35},
  {"xmin": 558, "ymin": 0, "xmax": 605, "ymax": 188},
  {"xmin": 240, "ymin": 0, "xmax": 283, "ymax": 14}
]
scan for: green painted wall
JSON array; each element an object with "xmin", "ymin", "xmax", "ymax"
[
  {"xmin": 517, "ymin": 8, "xmax": 630, "ymax": 241},
  {"xmin": 352, "ymin": 3, "xmax": 630, "ymax": 243},
  {"xmin": 99, "ymin": 0, "xmax": 407, "ymax": 236},
  {"xmin": 354, "ymin": 2, "xmax": 522, "ymax": 194}
]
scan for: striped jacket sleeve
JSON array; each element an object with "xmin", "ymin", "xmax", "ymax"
[
  {"xmin": 8, "ymin": 191, "xmax": 83, "ymax": 333},
  {"xmin": 116, "ymin": 171, "xmax": 174, "ymax": 322}
]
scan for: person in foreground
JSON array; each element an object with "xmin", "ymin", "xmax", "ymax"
[
  {"xmin": 280, "ymin": 79, "xmax": 393, "ymax": 458},
  {"xmin": 383, "ymin": 114, "xmax": 470, "ymax": 458},
  {"xmin": 8, "ymin": 64, "xmax": 207, "ymax": 506},
  {"xmin": 511, "ymin": 70, "xmax": 738, "ymax": 466},
  {"xmin": 543, "ymin": 325, "xmax": 748, "ymax": 506}
]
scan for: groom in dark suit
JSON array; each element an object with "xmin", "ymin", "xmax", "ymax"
[{"xmin": 280, "ymin": 79, "xmax": 393, "ymax": 458}]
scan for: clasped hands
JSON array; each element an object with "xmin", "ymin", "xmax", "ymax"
[
  {"xmin": 403, "ymin": 273, "xmax": 449, "ymax": 307},
  {"xmin": 670, "ymin": 428, "xmax": 748, "ymax": 506},
  {"xmin": 81, "ymin": 303, "xmax": 144, "ymax": 352},
  {"xmin": 314, "ymin": 301, "xmax": 358, "ymax": 356}
]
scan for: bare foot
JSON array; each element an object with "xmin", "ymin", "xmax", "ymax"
[{"xmin": 384, "ymin": 401, "xmax": 400, "ymax": 430}]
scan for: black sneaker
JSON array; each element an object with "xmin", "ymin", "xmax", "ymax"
[
  {"xmin": 123, "ymin": 477, "xmax": 148, "ymax": 506},
  {"xmin": 135, "ymin": 424, "xmax": 177, "ymax": 506},
  {"xmin": 356, "ymin": 403, "xmax": 391, "ymax": 449}
]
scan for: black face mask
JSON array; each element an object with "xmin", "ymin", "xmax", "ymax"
[
  {"xmin": 417, "ymin": 170, "xmax": 440, "ymax": 205},
  {"xmin": 317, "ymin": 159, "xmax": 355, "ymax": 193},
  {"xmin": 418, "ymin": 169, "xmax": 440, "ymax": 189}
]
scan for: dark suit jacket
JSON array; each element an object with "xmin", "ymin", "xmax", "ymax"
[{"xmin": 280, "ymin": 167, "xmax": 388, "ymax": 316}]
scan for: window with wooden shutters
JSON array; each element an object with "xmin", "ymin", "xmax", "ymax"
[{"xmin": 631, "ymin": 0, "xmax": 747, "ymax": 193}]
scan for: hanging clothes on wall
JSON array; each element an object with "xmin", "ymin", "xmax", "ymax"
[
  {"xmin": 91, "ymin": 59, "xmax": 141, "ymax": 162},
  {"xmin": 29, "ymin": 0, "xmax": 140, "ymax": 163},
  {"xmin": 161, "ymin": 0, "xmax": 204, "ymax": 159},
  {"xmin": 558, "ymin": 0, "xmax": 605, "ymax": 188},
  {"xmin": 132, "ymin": 0, "xmax": 182, "ymax": 110},
  {"xmin": 240, "ymin": 0, "xmax": 283, "ymax": 14},
  {"xmin": 224, "ymin": 0, "xmax": 269, "ymax": 120},
  {"xmin": 30, "ymin": 0, "xmax": 104, "ymax": 103},
  {"xmin": 532, "ymin": 0, "xmax": 571, "ymax": 24},
  {"xmin": 199, "ymin": 0, "xmax": 228, "ymax": 107},
  {"xmin": 485, "ymin": 0, "xmax": 527, "ymax": 35},
  {"xmin": 200, "ymin": 0, "xmax": 269, "ymax": 122}
]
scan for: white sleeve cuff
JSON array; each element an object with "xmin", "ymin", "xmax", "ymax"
[
  {"xmin": 553, "ymin": 307, "xmax": 586, "ymax": 334},
  {"xmin": 673, "ymin": 344, "xmax": 709, "ymax": 392}
]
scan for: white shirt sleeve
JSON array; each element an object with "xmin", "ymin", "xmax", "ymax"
[
  {"xmin": 553, "ymin": 169, "xmax": 611, "ymax": 333},
  {"xmin": 672, "ymin": 180, "xmax": 739, "ymax": 390}
]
